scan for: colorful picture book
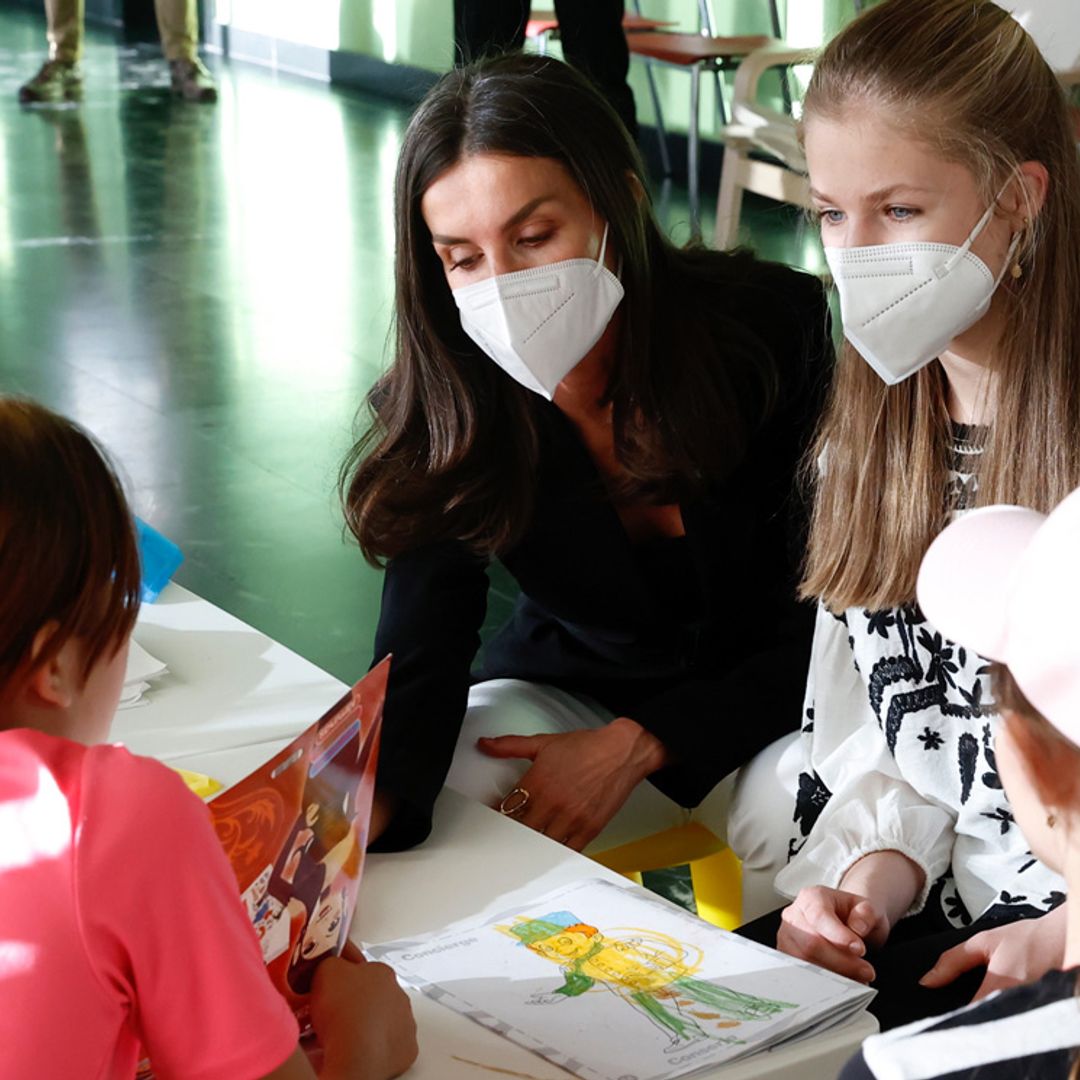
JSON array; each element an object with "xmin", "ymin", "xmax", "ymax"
[
  {"xmin": 136, "ymin": 660, "xmax": 388, "ymax": 1079},
  {"xmin": 366, "ymin": 877, "xmax": 875, "ymax": 1080},
  {"xmin": 208, "ymin": 658, "xmax": 388, "ymax": 1031}
]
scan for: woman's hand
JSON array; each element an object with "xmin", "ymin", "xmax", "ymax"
[
  {"xmin": 777, "ymin": 850, "xmax": 925, "ymax": 983},
  {"xmin": 478, "ymin": 717, "xmax": 669, "ymax": 851},
  {"xmin": 777, "ymin": 886, "xmax": 887, "ymax": 983},
  {"xmin": 920, "ymin": 902, "xmax": 1068, "ymax": 1001}
]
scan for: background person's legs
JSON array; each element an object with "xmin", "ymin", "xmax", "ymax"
[
  {"xmin": 726, "ymin": 730, "xmax": 802, "ymax": 923},
  {"xmin": 19, "ymin": 0, "xmax": 83, "ymax": 103},
  {"xmin": 553, "ymin": 0, "xmax": 637, "ymax": 138},
  {"xmin": 45, "ymin": 0, "xmax": 83, "ymax": 63},
  {"xmin": 446, "ymin": 678, "xmax": 687, "ymax": 852},
  {"xmin": 153, "ymin": 0, "xmax": 198, "ymax": 61},
  {"xmin": 154, "ymin": 0, "xmax": 216, "ymax": 102},
  {"xmin": 453, "ymin": 0, "xmax": 529, "ymax": 64}
]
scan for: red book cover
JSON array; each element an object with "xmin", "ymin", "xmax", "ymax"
[
  {"xmin": 207, "ymin": 658, "xmax": 388, "ymax": 1032},
  {"xmin": 136, "ymin": 660, "xmax": 389, "ymax": 1077}
]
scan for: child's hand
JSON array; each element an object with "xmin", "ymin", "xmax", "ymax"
[
  {"xmin": 310, "ymin": 956, "xmax": 418, "ymax": 1080},
  {"xmin": 776, "ymin": 886, "xmax": 889, "ymax": 983},
  {"xmin": 920, "ymin": 903, "xmax": 1068, "ymax": 1000}
]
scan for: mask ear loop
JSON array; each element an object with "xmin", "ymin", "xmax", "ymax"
[
  {"xmin": 938, "ymin": 200, "xmax": 998, "ymax": 278},
  {"xmin": 593, "ymin": 222, "xmax": 625, "ymax": 281},
  {"xmin": 594, "ymin": 223, "xmax": 613, "ymax": 275},
  {"xmin": 938, "ymin": 181, "xmax": 1020, "ymax": 279}
]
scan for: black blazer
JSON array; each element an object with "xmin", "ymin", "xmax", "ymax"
[{"xmin": 370, "ymin": 259, "xmax": 832, "ymax": 850}]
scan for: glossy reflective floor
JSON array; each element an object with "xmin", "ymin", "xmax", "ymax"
[{"xmin": 0, "ymin": 5, "xmax": 819, "ymax": 690}]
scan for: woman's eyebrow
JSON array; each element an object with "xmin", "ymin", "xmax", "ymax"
[
  {"xmin": 501, "ymin": 194, "xmax": 556, "ymax": 231},
  {"xmin": 809, "ymin": 184, "xmax": 935, "ymax": 203},
  {"xmin": 430, "ymin": 194, "xmax": 557, "ymax": 245}
]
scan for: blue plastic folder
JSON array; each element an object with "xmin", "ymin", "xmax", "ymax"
[{"xmin": 136, "ymin": 518, "xmax": 184, "ymax": 603}]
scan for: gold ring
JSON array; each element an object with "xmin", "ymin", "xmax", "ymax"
[{"xmin": 499, "ymin": 787, "xmax": 530, "ymax": 816}]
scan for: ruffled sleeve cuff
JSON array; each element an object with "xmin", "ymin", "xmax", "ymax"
[{"xmin": 774, "ymin": 783, "xmax": 954, "ymax": 917}]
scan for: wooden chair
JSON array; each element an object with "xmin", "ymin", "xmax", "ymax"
[
  {"xmin": 525, "ymin": 10, "xmax": 673, "ymax": 50},
  {"xmin": 625, "ymin": 0, "xmax": 792, "ymax": 237},
  {"xmin": 627, "ymin": 31, "xmax": 775, "ymax": 237}
]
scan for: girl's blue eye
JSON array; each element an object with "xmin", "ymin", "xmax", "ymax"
[
  {"xmin": 819, "ymin": 209, "xmax": 845, "ymax": 225},
  {"xmin": 888, "ymin": 206, "xmax": 917, "ymax": 221}
]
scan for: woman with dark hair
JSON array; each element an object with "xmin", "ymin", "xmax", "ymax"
[{"xmin": 343, "ymin": 53, "xmax": 832, "ymax": 857}]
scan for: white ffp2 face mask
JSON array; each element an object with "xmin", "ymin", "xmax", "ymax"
[
  {"xmin": 825, "ymin": 201, "xmax": 1021, "ymax": 385},
  {"xmin": 451, "ymin": 225, "xmax": 625, "ymax": 400}
]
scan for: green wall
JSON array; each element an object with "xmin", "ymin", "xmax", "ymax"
[{"xmin": 338, "ymin": 0, "xmax": 455, "ymax": 70}]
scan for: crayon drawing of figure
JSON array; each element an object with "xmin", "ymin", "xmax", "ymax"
[{"xmin": 498, "ymin": 911, "xmax": 796, "ymax": 1052}]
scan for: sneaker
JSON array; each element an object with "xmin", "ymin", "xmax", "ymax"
[
  {"xmin": 169, "ymin": 58, "xmax": 217, "ymax": 103},
  {"xmin": 18, "ymin": 60, "xmax": 83, "ymax": 104}
]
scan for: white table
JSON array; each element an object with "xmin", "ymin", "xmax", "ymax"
[{"xmin": 129, "ymin": 585, "xmax": 877, "ymax": 1080}]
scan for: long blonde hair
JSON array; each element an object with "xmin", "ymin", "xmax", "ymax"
[{"xmin": 800, "ymin": 0, "xmax": 1080, "ymax": 612}]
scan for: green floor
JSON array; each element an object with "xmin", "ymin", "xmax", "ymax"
[{"xmin": 0, "ymin": 6, "xmax": 819, "ymax": 904}]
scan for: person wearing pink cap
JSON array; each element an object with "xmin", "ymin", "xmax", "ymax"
[
  {"xmin": 727, "ymin": 0, "xmax": 1080, "ymax": 1031},
  {"xmin": 839, "ymin": 488, "xmax": 1080, "ymax": 1076}
]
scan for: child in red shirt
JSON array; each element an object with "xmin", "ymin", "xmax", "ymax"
[{"xmin": 0, "ymin": 397, "xmax": 418, "ymax": 1080}]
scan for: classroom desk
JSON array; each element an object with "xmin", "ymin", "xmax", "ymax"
[{"xmin": 128, "ymin": 584, "xmax": 877, "ymax": 1080}]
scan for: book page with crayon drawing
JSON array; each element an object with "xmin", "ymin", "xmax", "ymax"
[{"xmin": 367, "ymin": 878, "xmax": 874, "ymax": 1080}]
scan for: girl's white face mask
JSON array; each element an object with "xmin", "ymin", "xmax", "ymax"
[
  {"xmin": 451, "ymin": 224, "xmax": 625, "ymax": 399},
  {"xmin": 825, "ymin": 200, "xmax": 1021, "ymax": 385}
]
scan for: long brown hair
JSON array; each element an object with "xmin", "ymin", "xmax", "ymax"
[
  {"xmin": 0, "ymin": 397, "xmax": 140, "ymax": 695},
  {"xmin": 800, "ymin": 0, "xmax": 1080, "ymax": 611},
  {"xmin": 341, "ymin": 53, "xmax": 781, "ymax": 564}
]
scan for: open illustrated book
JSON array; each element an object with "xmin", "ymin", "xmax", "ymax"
[
  {"xmin": 208, "ymin": 657, "xmax": 389, "ymax": 1032},
  {"xmin": 366, "ymin": 877, "xmax": 875, "ymax": 1080},
  {"xmin": 136, "ymin": 659, "xmax": 388, "ymax": 1078}
]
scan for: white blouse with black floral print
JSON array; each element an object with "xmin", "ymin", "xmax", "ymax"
[{"xmin": 774, "ymin": 424, "xmax": 1066, "ymax": 927}]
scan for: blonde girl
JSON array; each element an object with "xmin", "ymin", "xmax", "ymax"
[{"xmin": 729, "ymin": 0, "xmax": 1080, "ymax": 1030}]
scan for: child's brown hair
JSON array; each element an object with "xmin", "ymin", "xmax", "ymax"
[
  {"xmin": 0, "ymin": 397, "xmax": 141, "ymax": 696},
  {"xmin": 992, "ymin": 662, "xmax": 1080, "ymax": 812}
]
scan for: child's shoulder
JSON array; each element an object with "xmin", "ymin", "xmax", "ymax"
[
  {"xmin": 1, "ymin": 726, "xmax": 94, "ymax": 804},
  {"xmin": 0, "ymin": 727, "xmax": 202, "ymax": 824},
  {"xmin": 81, "ymin": 739, "xmax": 205, "ymax": 821}
]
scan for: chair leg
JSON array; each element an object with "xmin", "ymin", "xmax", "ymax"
[
  {"xmin": 697, "ymin": 0, "xmax": 717, "ymax": 36},
  {"xmin": 711, "ymin": 67, "xmax": 728, "ymax": 126},
  {"xmin": 689, "ymin": 63, "xmax": 701, "ymax": 240},
  {"xmin": 644, "ymin": 60, "xmax": 672, "ymax": 177},
  {"xmin": 767, "ymin": 0, "xmax": 794, "ymax": 114},
  {"xmin": 689, "ymin": 846, "xmax": 743, "ymax": 931},
  {"xmin": 715, "ymin": 143, "xmax": 745, "ymax": 249}
]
